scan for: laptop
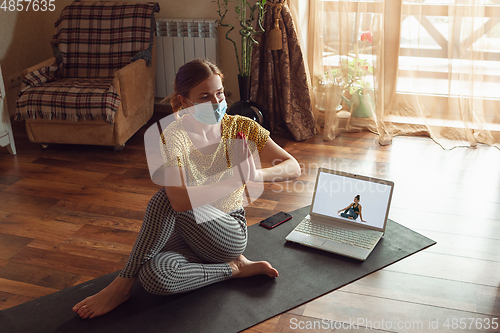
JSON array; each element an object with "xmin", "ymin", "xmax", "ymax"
[{"xmin": 286, "ymin": 168, "xmax": 394, "ymax": 261}]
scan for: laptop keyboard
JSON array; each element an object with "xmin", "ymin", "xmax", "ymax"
[{"xmin": 295, "ymin": 218, "xmax": 379, "ymax": 249}]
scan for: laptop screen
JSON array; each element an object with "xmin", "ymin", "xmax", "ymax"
[{"xmin": 310, "ymin": 169, "xmax": 393, "ymax": 230}]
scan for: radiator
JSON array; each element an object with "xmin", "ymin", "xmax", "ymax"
[{"xmin": 155, "ymin": 18, "xmax": 218, "ymax": 99}]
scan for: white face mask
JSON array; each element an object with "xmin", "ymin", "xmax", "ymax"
[{"xmin": 187, "ymin": 99, "xmax": 227, "ymax": 125}]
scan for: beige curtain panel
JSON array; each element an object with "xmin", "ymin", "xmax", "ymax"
[{"xmin": 290, "ymin": 0, "xmax": 500, "ymax": 149}]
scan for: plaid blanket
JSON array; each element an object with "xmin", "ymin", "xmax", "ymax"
[
  {"xmin": 16, "ymin": 1, "xmax": 159, "ymax": 123},
  {"xmin": 53, "ymin": 1, "xmax": 159, "ymax": 78},
  {"xmin": 16, "ymin": 67, "xmax": 120, "ymax": 123}
]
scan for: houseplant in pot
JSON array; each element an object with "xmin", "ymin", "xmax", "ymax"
[
  {"xmin": 332, "ymin": 31, "xmax": 375, "ymax": 118},
  {"xmin": 316, "ymin": 54, "xmax": 373, "ymax": 128},
  {"xmin": 330, "ymin": 56, "xmax": 374, "ymax": 118},
  {"xmin": 215, "ymin": 0, "xmax": 267, "ymax": 126}
]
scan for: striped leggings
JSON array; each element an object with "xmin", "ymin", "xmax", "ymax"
[{"xmin": 119, "ymin": 188, "xmax": 247, "ymax": 295}]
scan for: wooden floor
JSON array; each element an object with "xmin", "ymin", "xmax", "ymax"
[{"xmin": 1, "ymin": 112, "xmax": 499, "ymax": 332}]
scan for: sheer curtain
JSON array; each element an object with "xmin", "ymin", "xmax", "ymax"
[
  {"xmin": 290, "ymin": 0, "xmax": 386, "ymax": 142},
  {"xmin": 388, "ymin": 0, "xmax": 500, "ymax": 149},
  {"xmin": 290, "ymin": 0, "xmax": 500, "ymax": 149}
]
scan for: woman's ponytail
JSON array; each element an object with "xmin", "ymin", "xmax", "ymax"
[{"xmin": 163, "ymin": 93, "xmax": 182, "ymax": 113}]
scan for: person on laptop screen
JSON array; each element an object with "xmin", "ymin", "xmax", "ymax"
[
  {"xmin": 338, "ymin": 195, "xmax": 366, "ymax": 222},
  {"xmin": 286, "ymin": 168, "xmax": 394, "ymax": 261}
]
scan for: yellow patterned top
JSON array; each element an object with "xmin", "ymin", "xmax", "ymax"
[{"xmin": 160, "ymin": 114, "xmax": 270, "ymax": 213}]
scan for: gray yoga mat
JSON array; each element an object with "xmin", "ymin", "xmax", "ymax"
[{"xmin": 0, "ymin": 205, "xmax": 435, "ymax": 333}]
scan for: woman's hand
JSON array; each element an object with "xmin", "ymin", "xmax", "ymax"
[
  {"xmin": 234, "ymin": 132, "xmax": 261, "ymax": 183},
  {"xmin": 338, "ymin": 204, "xmax": 352, "ymax": 213},
  {"xmin": 359, "ymin": 207, "xmax": 366, "ymax": 222}
]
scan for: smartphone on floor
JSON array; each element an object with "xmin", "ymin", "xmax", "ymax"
[{"xmin": 259, "ymin": 211, "xmax": 293, "ymax": 229}]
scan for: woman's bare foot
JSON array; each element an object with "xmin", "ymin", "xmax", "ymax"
[
  {"xmin": 72, "ymin": 276, "xmax": 136, "ymax": 319},
  {"xmin": 229, "ymin": 255, "xmax": 279, "ymax": 278}
]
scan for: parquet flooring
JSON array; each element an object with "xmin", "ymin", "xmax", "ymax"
[{"xmin": 1, "ymin": 111, "xmax": 499, "ymax": 332}]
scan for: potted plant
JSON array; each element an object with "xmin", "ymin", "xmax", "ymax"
[
  {"xmin": 329, "ymin": 57, "xmax": 373, "ymax": 96},
  {"xmin": 215, "ymin": 0, "xmax": 267, "ymax": 125},
  {"xmin": 331, "ymin": 31, "xmax": 375, "ymax": 118},
  {"xmin": 314, "ymin": 55, "xmax": 374, "ymax": 124},
  {"xmin": 317, "ymin": 31, "xmax": 374, "ymax": 114}
]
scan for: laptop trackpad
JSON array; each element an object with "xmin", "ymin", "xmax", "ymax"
[{"xmin": 288, "ymin": 232, "xmax": 326, "ymax": 247}]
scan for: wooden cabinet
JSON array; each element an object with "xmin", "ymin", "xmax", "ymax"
[{"xmin": 0, "ymin": 65, "xmax": 16, "ymax": 155}]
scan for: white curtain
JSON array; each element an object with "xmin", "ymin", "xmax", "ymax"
[{"xmin": 291, "ymin": 0, "xmax": 500, "ymax": 149}]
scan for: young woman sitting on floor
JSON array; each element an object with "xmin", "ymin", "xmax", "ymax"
[{"xmin": 73, "ymin": 59, "xmax": 301, "ymax": 319}]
